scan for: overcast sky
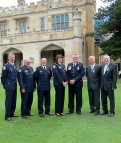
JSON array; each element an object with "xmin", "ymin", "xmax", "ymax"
[{"xmin": 1, "ymin": 0, "xmax": 102, "ymax": 9}]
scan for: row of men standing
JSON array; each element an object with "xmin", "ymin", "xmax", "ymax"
[
  {"xmin": 86, "ymin": 55, "xmax": 117, "ymax": 116},
  {"xmin": 1, "ymin": 53, "xmax": 117, "ymax": 121}
]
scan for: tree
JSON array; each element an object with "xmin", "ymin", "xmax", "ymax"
[{"xmin": 96, "ymin": 0, "xmax": 121, "ymax": 60}]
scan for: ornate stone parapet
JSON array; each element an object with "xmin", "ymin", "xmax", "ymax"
[{"xmin": 0, "ymin": 0, "xmax": 75, "ymax": 17}]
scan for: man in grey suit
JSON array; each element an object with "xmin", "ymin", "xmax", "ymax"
[
  {"xmin": 86, "ymin": 56, "xmax": 101, "ymax": 115},
  {"xmin": 100, "ymin": 55, "xmax": 117, "ymax": 117}
]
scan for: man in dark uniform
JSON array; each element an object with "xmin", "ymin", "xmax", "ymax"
[
  {"xmin": 18, "ymin": 58, "xmax": 35, "ymax": 119},
  {"xmin": 34, "ymin": 58, "xmax": 52, "ymax": 117},
  {"xmin": 100, "ymin": 55, "xmax": 117, "ymax": 117},
  {"xmin": 67, "ymin": 53, "xmax": 85, "ymax": 115},
  {"xmin": 86, "ymin": 56, "xmax": 101, "ymax": 115},
  {"xmin": 1, "ymin": 53, "xmax": 18, "ymax": 121}
]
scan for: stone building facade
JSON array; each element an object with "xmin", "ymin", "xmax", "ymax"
[{"xmin": 0, "ymin": 0, "xmax": 96, "ymax": 73}]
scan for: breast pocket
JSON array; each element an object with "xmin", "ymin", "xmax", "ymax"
[
  {"xmin": 9, "ymin": 68, "xmax": 13, "ymax": 73},
  {"xmin": 39, "ymin": 71, "xmax": 43, "ymax": 74}
]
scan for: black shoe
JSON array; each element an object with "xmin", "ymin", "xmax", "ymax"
[
  {"xmin": 22, "ymin": 115, "xmax": 27, "ymax": 119},
  {"xmin": 94, "ymin": 111, "xmax": 99, "ymax": 115},
  {"xmin": 55, "ymin": 113, "xmax": 61, "ymax": 116},
  {"xmin": 26, "ymin": 114, "xmax": 34, "ymax": 116},
  {"xmin": 108, "ymin": 113, "xmax": 114, "ymax": 117},
  {"xmin": 77, "ymin": 111, "xmax": 81, "ymax": 115},
  {"xmin": 39, "ymin": 113, "xmax": 44, "ymax": 117},
  {"xmin": 100, "ymin": 111, "xmax": 108, "ymax": 115},
  {"xmin": 45, "ymin": 112, "xmax": 53, "ymax": 115},
  {"xmin": 89, "ymin": 110, "xmax": 95, "ymax": 113},
  {"xmin": 6, "ymin": 117, "xmax": 12, "ymax": 121},
  {"xmin": 66, "ymin": 111, "xmax": 73, "ymax": 114},
  {"xmin": 11, "ymin": 115, "xmax": 19, "ymax": 117}
]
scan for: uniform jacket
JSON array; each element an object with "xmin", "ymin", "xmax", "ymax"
[
  {"xmin": 18, "ymin": 66, "xmax": 35, "ymax": 92},
  {"xmin": 100, "ymin": 62, "xmax": 117, "ymax": 90},
  {"xmin": 1, "ymin": 62, "xmax": 17, "ymax": 90},
  {"xmin": 67, "ymin": 62, "xmax": 85, "ymax": 87},
  {"xmin": 86, "ymin": 64, "xmax": 101, "ymax": 89},
  {"xmin": 34, "ymin": 66, "xmax": 52, "ymax": 91},
  {"xmin": 52, "ymin": 63, "xmax": 67, "ymax": 85}
]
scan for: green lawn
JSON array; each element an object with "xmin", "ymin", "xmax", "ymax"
[{"xmin": 0, "ymin": 81, "xmax": 121, "ymax": 143}]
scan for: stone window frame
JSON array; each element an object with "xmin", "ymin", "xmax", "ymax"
[
  {"xmin": 14, "ymin": 17, "xmax": 28, "ymax": 34},
  {"xmin": 52, "ymin": 14, "xmax": 69, "ymax": 31},
  {"xmin": 40, "ymin": 17, "xmax": 45, "ymax": 32},
  {"xmin": 0, "ymin": 22, "xmax": 7, "ymax": 36},
  {"xmin": 17, "ymin": 20, "xmax": 27, "ymax": 34}
]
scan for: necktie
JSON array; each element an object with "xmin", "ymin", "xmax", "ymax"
[
  {"xmin": 12, "ymin": 63, "xmax": 16, "ymax": 69},
  {"xmin": 73, "ymin": 63, "xmax": 76, "ymax": 67},
  {"xmin": 44, "ymin": 66, "xmax": 46, "ymax": 70},
  {"xmin": 28, "ymin": 67, "xmax": 30, "ymax": 73},
  {"xmin": 103, "ymin": 64, "xmax": 108, "ymax": 74},
  {"xmin": 91, "ymin": 65, "xmax": 94, "ymax": 73},
  {"xmin": 91, "ymin": 65, "xmax": 93, "ymax": 69}
]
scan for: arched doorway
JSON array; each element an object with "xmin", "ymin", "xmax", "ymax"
[
  {"xmin": 41, "ymin": 44, "xmax": 65, "ymax": 66},
  {"xmin": 3, "ymin": 48, "xmax": 23, "ymax": 69}
]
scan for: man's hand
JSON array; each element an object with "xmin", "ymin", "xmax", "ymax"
[
  {"xmin": 69, "ymin": 80, "xmax": 75, "ymax": 85},
  {"xmin": 63, "ymin": 82, "xmax": 68, "ymax": 87}
]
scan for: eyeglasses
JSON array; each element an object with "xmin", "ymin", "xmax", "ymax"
[{"xmin": 27, "ymin": 62, "xmax": 31, "ymax": 63}]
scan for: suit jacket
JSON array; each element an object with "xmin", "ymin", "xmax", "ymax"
[
  {"xmin": 52, "ymin": 63, "xmax": 67, "ymax": 85},
  {"xmin": 34, "ymin": 66, "xmax": 52, "ymax": 91},
  {"xmin": 100, "ymin": 62, "xmax": 117, "ymax": 91},
  {"xmin": 67, "ymin": 62, "xmax": 85, "ymax": 87},
  {"xmin": 1, "ymin": 62, "xmax": 17, "ymax": 90},
  {"xmin": 86, "ymin": 64, "xmax": 101, "ymax": 89},
  {"xmin": 18, "ymin": 66, "xmax": 35, "ymax": 92}
]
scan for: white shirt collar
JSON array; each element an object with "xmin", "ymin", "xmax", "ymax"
[
  {"xmin": 91, "ymin": 63, "xmax": 95, "ymax": 68},
  {"xmin": 105, "ymin": 62, "xmax": 110, "ymax": 66},
  {"xmin": 9, "ymin": 61, "xmax": 14, "ymax": 65}
]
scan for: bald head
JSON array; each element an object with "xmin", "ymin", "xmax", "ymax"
[
  {"xmin": 88, "ymin": 56, "xmax": 95, "ymax": 65},
  {"xmin": 24, "ymin": 58, "xmax": 31, "ymax": 67},
  {"xmin": 103, "ymin": 55, "xmax": 110, "ymax": 64},
  {"xmin": 41, "ymin": 58, "xmax": 47, "ymax": 66}
]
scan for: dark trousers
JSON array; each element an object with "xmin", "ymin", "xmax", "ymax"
[
  {"xmin": 54, "ymin": 84, "xmax": 65, "ymax": 114},
  {"xmin": 101, "ymin": 87, "xmax": 115, "ymax": 113},
  {"xmin": 5, "ymin": 89, "xmax": 17, "ymax": 119},
  {"xmin": 88, "ymin": 88, "xmax": 100, "ymax": 112},
  {"xmin": 21, "ymin": 91, "xmax": 33, "ymax": 116},
  {"xmin": 37, "ymin": 90, "xmax": 50, "ymax": 114},
  {"xmin": 68, "ymin": 85, "xmax": 82, "ymax": 113}
]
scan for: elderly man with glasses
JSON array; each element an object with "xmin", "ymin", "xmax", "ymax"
[{"xmin": 18, "ymin": 58, "xmax": 36, "ymax": 119}]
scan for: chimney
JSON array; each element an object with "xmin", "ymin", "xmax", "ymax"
[{"xmin": 17, "ymin": 0, "xmax": 25, "ymax": 6}]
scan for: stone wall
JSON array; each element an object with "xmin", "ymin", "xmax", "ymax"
[{"xmin": 0, "ymin": 0, "xmax": 97, "ymax": 73}]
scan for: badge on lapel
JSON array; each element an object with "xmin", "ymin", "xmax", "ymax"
[
  {"xmin": 107, "ymin": 67, "xmax": 109, "ymax": 72},
  {"xmin": 92, "ymin": 69, "xmax": 95, "ymax": 73}
]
